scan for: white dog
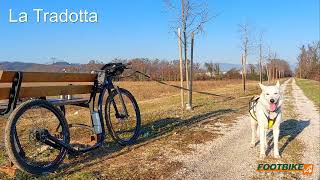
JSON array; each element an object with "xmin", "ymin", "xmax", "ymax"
[{"xmin": 249, "ymin": 81, "xmax": 283, "ymax": 159}]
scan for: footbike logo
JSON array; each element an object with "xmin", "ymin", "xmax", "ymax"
[{"xmin": 257, "ymin": 163, "xmax": 313, "ymax": 175}]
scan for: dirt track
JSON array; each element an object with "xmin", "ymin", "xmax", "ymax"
[
  {"xmin": 172, "ymin": 79, "xmax": 319, "ymax": 179},
  {"xmin": 291, "ymin": 79, "xmax": 320, "ymax": 180}
]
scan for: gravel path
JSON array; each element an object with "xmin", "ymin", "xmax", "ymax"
[
  {"xmin": 172, "ymin": 79, "xmax": 320, "ymax": 179},
  {"xmin": 172, "ymin": 80, "xmax": 290, "ymax": 179},
  {"xmin": 291, "ymin": 79, "xmax": 320, "ymax": 179},
  {"xmin": 172, "ymin": 114, "xmax": 258, "ymax": 179}
]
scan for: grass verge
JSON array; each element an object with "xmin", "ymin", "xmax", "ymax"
[{"xmin": 295, "ymin": 78, "xmax": 320, "ymax": 108}]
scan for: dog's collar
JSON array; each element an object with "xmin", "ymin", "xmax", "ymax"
[{"xmin": 264, "ymin": 107, "xmax": 281, "ymax": 128}]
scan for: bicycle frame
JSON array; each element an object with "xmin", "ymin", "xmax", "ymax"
[
  {"xmin": 1, "ymin": 65, "xmax": 130, "ymax": 159},
  {"xmin": 41, "ymin": 74, "xmax": 127, "ymax": 155},
  {"xmin": 0, "ymin": 63, "xmax": 139, "ymax": 175}
]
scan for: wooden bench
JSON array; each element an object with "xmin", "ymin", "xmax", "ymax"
[
  {"xmin": 0, "ymin": 71, "xmax": 97, "ymax": 99},
  {"xmin": 0, "ymin": 70, "xmax": 99, "ymax": 175},
  {"xmin": 0, "ymin": 71, "xmax": 98, "ymax": 113}
]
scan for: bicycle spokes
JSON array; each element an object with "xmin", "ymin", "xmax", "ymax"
[
  {"xmin": 107, "ymin": 89, "xmax": 140, "ymax": 143},
  {"xmin": 13, "ymin": 105, "xmax": 67, "ymax": 166}
]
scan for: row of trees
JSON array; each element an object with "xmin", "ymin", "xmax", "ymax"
[
  {"xmin": 237, "ymin": 22, "xmax": 293, "ymax": 92},
  {"xmin": 64, "ymin": 58, "xmax": 204, "ymax": 81},
  {"xmin": 265, "ymin": 58, "xmax": 292, "ymax": 82},
  {"xmin": 295, "ymin": 42, "xmax": 320, "ymax": 81},
  {"xmin": 62, "ymin": 57, "xmax": 291, "ymax": 82}
]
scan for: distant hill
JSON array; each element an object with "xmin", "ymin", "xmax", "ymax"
[
  {"xmin": 0, "ymin": 61, "xmax": 80, "ymax": 72},
  {"xmin": 0, "ymin": 61, "xmax": 40, "ymax": 71}
]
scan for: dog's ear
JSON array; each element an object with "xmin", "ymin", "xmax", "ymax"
[
  {"xmin": 258, "ymin": 83, "xmax": 265, "ymax": 91},
  {"xmin": 276, "ymin": 81, "xmax": 280, "ymax": 88}
]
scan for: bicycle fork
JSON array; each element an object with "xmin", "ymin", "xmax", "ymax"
[{"xmin": 114, "ymin": 86, "xmax": 129, "ymax": 118}]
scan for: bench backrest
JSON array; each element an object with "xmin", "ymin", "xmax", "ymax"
[{"xmin": 0, "ymin": 71, "xmax": 97, "ymax": 100}]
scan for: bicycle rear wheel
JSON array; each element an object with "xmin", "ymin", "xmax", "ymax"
[
  {"xmin": 5, "ymin": 99, "xmax": 70, "ymax": 174},
  {"xmin": 105, "ymin": 88, "xmax": 141, "ymax": 145}
]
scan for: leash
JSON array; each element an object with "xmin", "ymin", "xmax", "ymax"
[
  {"xmin": 121, "ymin": 69, "xmax": 235, "ymax": 100},
  {"xmin": 249, "ymin": 96, "xmax": 259, "ymax": 121}
]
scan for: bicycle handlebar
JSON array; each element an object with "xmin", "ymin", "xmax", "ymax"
[{"xmin": 99, "ymin": 63, "xmax": 129, "ymax": 76}]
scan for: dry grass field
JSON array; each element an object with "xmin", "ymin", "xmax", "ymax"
[{"xmin": 0, "ymin": 79, "xmax": 286, "ymax": 179}]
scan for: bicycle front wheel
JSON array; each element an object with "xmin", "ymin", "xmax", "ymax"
[
  {"xmin": 105, "ymin": 88, "xmax": 141, "ymax": 145},
  {"xmin": 5, "ymin": 99, "xmax": 70, "ymax": 175}
]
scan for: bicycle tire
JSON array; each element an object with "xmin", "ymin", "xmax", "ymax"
[
  {"xmin": 5, "ymin": 99, "xmax": 70, "ymax": 175},
  {"xmin": 105, "ymin": 88, "xmax": 141, "ymax": 145}
]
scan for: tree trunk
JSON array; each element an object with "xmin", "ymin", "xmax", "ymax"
[
  {"xmin": 299, "ymin": 66, "xmax": 302, "ymax": 78},
  {"xmin": 259, "ymin": 43, "xmax": 263, "ymax": 83},
  {"xmin": 187, "ymin": 32, "xmax": 194, "ymax": 110},
  {"xmin": 178, "ymin": 28, "xmax": 184, "ymax": 109}
]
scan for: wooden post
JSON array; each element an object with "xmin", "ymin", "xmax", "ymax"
[
  {"xmin": 178, "ymin": 28, "xmax": 184, "ymax": 109},
  {"xmin": 241, "ymin": 54, "xmax": 246, "ymax": 93},
  {"xmin": 259, "ymin": 43, "xmax": 263, "ymax": 83},
  {"xmin": 186, "ymin": 32, "xmax": 194, "ymax": 110},
  {"xmin": 185, "ymin": 51, "xmax": 189, "ymax": 108}
]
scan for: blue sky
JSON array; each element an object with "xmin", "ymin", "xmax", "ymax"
[{"xmin": 0, "ymin": 0, "xmax": 319, "ymax": 65}]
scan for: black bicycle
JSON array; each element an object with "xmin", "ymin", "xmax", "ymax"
[{"xmin": 4, "ymin": 63, "xmax": 141, "ymax": 174}]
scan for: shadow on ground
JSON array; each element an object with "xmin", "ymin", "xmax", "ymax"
[
  {"xmin": 46, "ymin": 108, "xmax": 236, "ymax": 177},
  {"xmin": 265, "ymin": 119, "xmax": 310, "ymax": 156}
]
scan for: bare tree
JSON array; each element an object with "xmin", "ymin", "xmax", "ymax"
[
  {"xmin": 265, "ymin": 46, "xmax": 273, "ymax": 83},
  {"xmin": 272, "ymin": 52, "xmax": 277, "ymax": 81},
  {"xmin": 297, "ymin": 45, "xmax": 307, "ymax": 78},
  {"xmin": 164, "ymin": 0, "xmax": 210, "ymax": 109},
  {"xmin": 213, "ymin": 63, "xmax": 220, "ymax": 77},
  {"xmin": 296, "ymin": 42, "xmax": 320, "ymax": 81},
  {"xmin": 239, "ymin": 22, "xmax": 252, "ymax": 92},
  {"xmin": 204, "ymin": 61, "xmax": 214, "ymax": 78},
  {"xmin": 258, "ymin": 32, "xmax": 264, "ymax": 83},
  {"xmin": 164, "ymin": 0, "xmax": 210, "ymax": 35}
]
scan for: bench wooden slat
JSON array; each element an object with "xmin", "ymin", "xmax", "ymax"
[
  {"xmin": 0, "ymin": 71, "xmax": 97, "ymax": 83},
  {"xmin": 0, "ymin": 85, "xmax": 93, "ymax": 100}
]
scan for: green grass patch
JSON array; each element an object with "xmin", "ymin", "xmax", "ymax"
[
  {"xmin": 295, "ymin": 78, "xmax": 320, "ymax": 108},
  {"xmin": 65, "ymin": 172, "xmax": 98, "ymax": 180}
]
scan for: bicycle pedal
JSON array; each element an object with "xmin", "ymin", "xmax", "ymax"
[{"xmin": 91, "ymin": 135, "xmax": 96, "ymax": 142}]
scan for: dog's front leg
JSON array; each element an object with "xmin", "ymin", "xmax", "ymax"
[
  {"xmin": 273, "ymin": 127, "xmax": 281, "ymax": 158},
  {"xmin": 259, "ymin": 127, "xmax": 266, "ymax": 159}
]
